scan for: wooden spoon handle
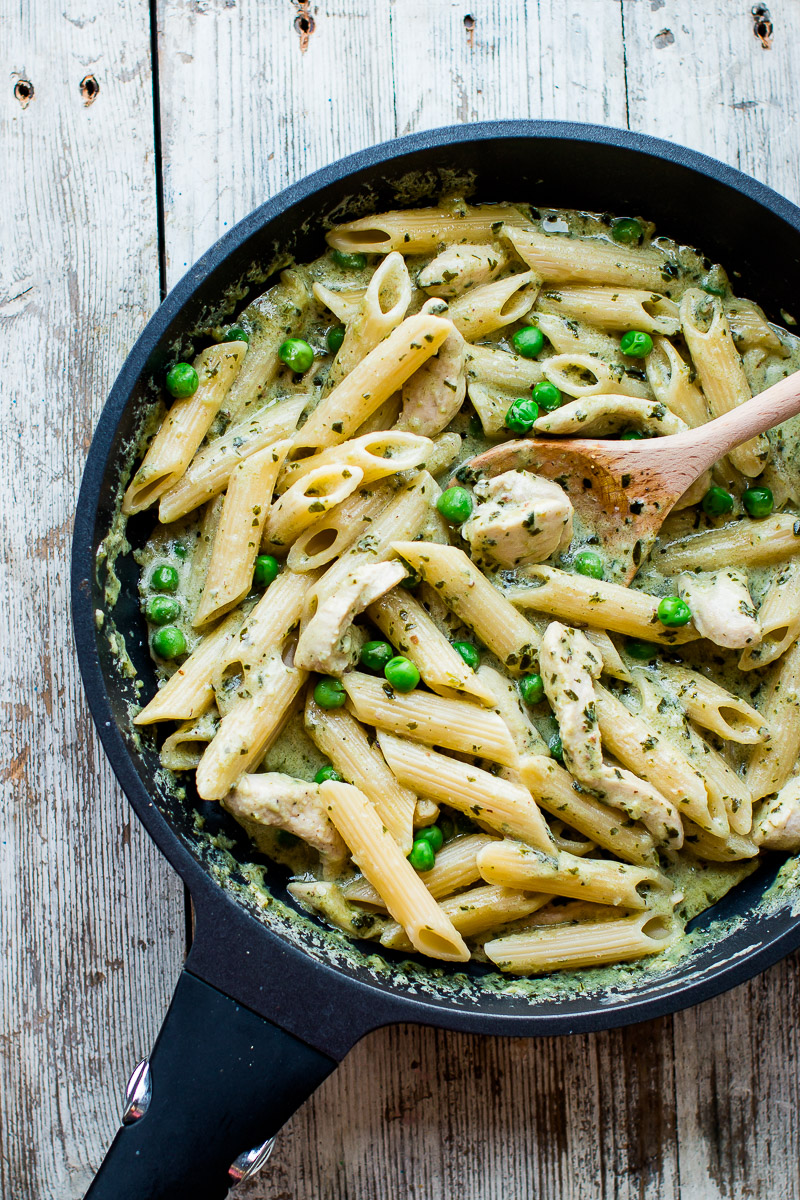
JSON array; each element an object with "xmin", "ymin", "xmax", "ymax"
[{"xmin": 674, "ymin": 365, "xmax": 800, "ymax": 473}]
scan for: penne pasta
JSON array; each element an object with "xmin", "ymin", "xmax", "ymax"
[
  {"xmin": 740, "ymin": 560, "xmax": 800, "ymax": 670},
  {"xmin": 657, "ymin": 662, "xmax": 767, "ymax": 744},
  {"xmin": 320, "ymin": 780, "xmax": 469, "ymax": 962},
  {"xmin": 264, "ymin": 463, "xmax": 364, "ymax": 550},
  {"xmin": 653, "ymin": 514, "xmax": 800, "ymax": 574},
  {"xmin": 745, "ymin": 640, "xmax": 800, "ymax": 801},
  {"xmin": 448, "ymin": 270, "xmax": 539, "ymax": 341},
  {"xmin": 323, "ymin": 251, "xmax": 412, "ymax": 392},
  {"xmin": 326, "ymin": 203, "xmax": 531, "ymax": 255},
  {"xmin": 536, "ymin": 285, "xmax": 680, "ymax": 335},
  {"xmin": 134, "ymin": 610, "xmax": 246, "ymax": 725},
  {"xmin": 484, "ymin": 911, "xmax": 678, "ymax": 974},
  {"xmin": 380, "ymin": 885, "xmax": 549, "ymax": 950},
  {"xmin": 503, "ymin": 225, "xmax": 673, "ymax": 291},
  {"xmin": 277, "ymin": 431, "xmax": 431, "ymax": 494},
  {"xmin": 343, "ymin": 833, "xmax": 497, "ymax": 907}
]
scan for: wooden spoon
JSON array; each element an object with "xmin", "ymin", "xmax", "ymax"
[{"xmin": 458, "ymin": 367, "xmax": 800, "ymax": 583}]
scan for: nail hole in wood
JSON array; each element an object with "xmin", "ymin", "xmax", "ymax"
[
  {"xmin": 80, "ymin": 74, "xmax": 99, "ymax": 105},
  {"xmin": 14, "ymin": 79, "xmax": 34, "ymax": 108},
  {"xmin": 293, "ymin": 3, "xmax": 315, "ymax": 51},
  {"xmin": 653, "ymin": 28, "xmax": 675, "ymax": 48},
  {"xmin": 751, "ymin": 5, "xmax": 773, "ymax": 48},
  {"xmin": 463, "ymin": 14, "xmax": 475, "ymax": 47}
]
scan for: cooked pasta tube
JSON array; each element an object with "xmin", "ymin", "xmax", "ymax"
[
  {"xmin": 534, "ymin": 394, "xmax": 685, "ymax": 438},
  {"xmin": 342, "ymin": 672, "xmax": 519, "ymax": 767},
  {"xmin": 503, "ymin": 225, "xmax": 673, "ymax": 291},
  {"xmin": 343, "ymin": 833, "xmax": 497, "ymax": 907},
  {"xmin": 476, "ymin": 665, "xmax": 550, "ymax": 755},
  {"xmin": 158, "ymin": 397, "xmax": 307, "ymax": 522},
  {"xmin": 160, "ymin": 710, "xmax": 219, "ymax": 771},
  {"xmin": 195, "ymin": 653, "xmax": 307, "ymax": 800},
  {"xmin": 518, "ymin": 755, "xmax": 658, "ymax": 866},
  {"xmin": 594, "ymin": 685, "xmax": 726, "ymax": 838},
  {"xmin": 483, "ymin": 910, "xmax": 678, "ymax": 974},
  {"xmin": 264, "ymin": 463, "xmax": 364, "ymax": 549},
  {"xmin": 646, "ymin": 336, "xmax": 709, "ymax": 427},
  {"xmin": 324, "ymin": 251, "xmax": 412, "ymax": 392},
  {"xmin": 418, "ymin": 243, "xmax": 507, "ymax": 297},
  {"xmin": 680, "ymin": 289, "xmax": 768, "ymax": 477},
  {"xmin": 289, "ymin": 312, "xmax": 450, "ymax": 458},
  {"xmin": 192, "ymin": 441, "xmax": 290, "ymax": 628},
  {"xmin": 683, "ymin": 820, "xmax": 759, "ymax": 862},
  {"xmin": 223, "ymin": 268, "xmax": 312, "ymax": 422},
  {"xmin": 378, "ymin": 732, "xmax": 554, "ymax": 852},
  {"xmin": 319, "ymin": 780, "xmax": 469, "ymax": 962},
  {"xmin": 740, "ymin": 560, "xmax": 800, "ymax": 670},
  {"xmin": 653, "ymin": 514, "xmax": 800, "ymax": 574},
  {"xmin": 368, "ymin": 589, "xmax": 496, "ymax": 707},
  {"xmin": 476, "ymin": 840, "xmax": 669, "ymax": 909},
  {"xmin": 218, "ymin": 567, "xmax": 315, "ymax": 681},
  {"xmin": 312, "ymin": 473, "xmax": 436, "ymax": 609},
  {"xmin": 465, "ymin": 342, "xmax": 544, "ymax": 391},
  {"xmin": 536, "ymin": 286, "xmax": 680, "ymax": 335},
  {"xmin": 533, "ymin": 313, "xmax": 628, "ymax": 363},
  {"xmin": 582, "ymin": 629, "xmax": 631, "ymax": 682},
  {"xmin": 391, "ymin": 541, "xmax": 540, "ymax": 674},
  {"xmin": 134, "ymin": 610, "xmax": 246, "ymax": 724},
  {"xmin": 305, "ymin": 698, "xmax": 416, "ymax": 853},
  {"xmin": 726, "ymin": 298, "xmax": 785, "ymax": 353},
  {"xmin": 657, "ymin": 662, "xmax": 767, "ymax": 744},
  {"xmin": 448, "ymin": 271, "xmax": 539, "ymax": 340},
  {"xmin": 123, "ymin": 341, "xmax": 248, "ymax": 514},
  {"xmin": 312, "ymin": 282, "xmax": 365, "ymax": 324},
  {"xmin": 745, "ymin": 640, "xmax": 800, "ymax": 801},
  {"xmin": 326, "ymin": 204, "xmax": 531, "ymax": 255},
  {"xmin": 467, "ymin": 382, "xmax": 518, "ymax": 437},
  {"xmin": 286, "ymin": 481, "xmax": 394, "ymax": 573},
  {"xmin": 277, "ymin": 431, "xmax": 431, "ymax": 493},
  {"xmin": 505, "ymin": 566, "xmax": 699, "ymax": 645},
  {"xmin": 547, "ymin": 820, "xmax": 597, "ymax": 858},
  {"xmin": 424, "ymin": 432, "xmax": 462, "ymax": 477},
  {"xmin": 184, "ymin": 495, "xmax": 224, "ymax": 619},
  {"xmin": 380, "ymin": 885, "xmax": 549, "ymax": 950},
  {"xmin": 540, "ymin": 353, "xmax": 630, "ymax": 398}
]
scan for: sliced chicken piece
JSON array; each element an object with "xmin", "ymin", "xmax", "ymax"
[
  {"xmin": 752, "ymin": 776, "xmax": 800, "ymax": 851},
  {"xmin": 417, "ymin": 243, "xmax": 507, "ymax": 298},
  {"xmin": 462, "ymin": 470, "xmax": 574, "ymax": 568},
  {"xmin": 396, "ymin": 320, "xmax": 467, "ymax": 438},
  {"xmin": 678, "ymin": 569, "xmax": 761, "ymax": 650},
  {"xmin": 540, "ymin": 622, "xmax": 682, "ymax": 846},
  {"xmin": 295, "ymin": 560, "xmax": 406, "ymax": 673},
  {"xmin": 224, "ymin": 772, "xmax": 349, "ymax": 873}
]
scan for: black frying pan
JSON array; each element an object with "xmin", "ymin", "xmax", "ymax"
[{"xmin": 72, "ymin": 121, "xmax": 800, "ymax": 1200}]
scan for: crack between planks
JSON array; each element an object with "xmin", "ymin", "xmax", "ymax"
[
  {"xmin": 387, "ymin": 0, "xmax": 399, "ymax": 139},
  {"xmin": 619, "ymin": 0, "xmax": 631, "ymax": 130},
  {"xmin": 148, "ymin": 0, "xmax": 168, "ymax": 302}
]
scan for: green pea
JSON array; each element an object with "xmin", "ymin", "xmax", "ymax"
[
  {"xmin": 742, "ymin": 486, "xmax": 774, "ymax": 519},
  {"xmin": 611, "ymin": 217, "xmax": 644, "ymax": 245},
  {"xmin": 223, "ymin": 325, "xmax": 250, "ymax": 343},
  {"xmin": 626, "ymin": 638, "xmax": 657, "ymax": 661},
  {"xmin": 416, "ymin": 825, "xmax": 444, "ymax": 852},
  {"xmin": 253, "ymin": 554, "xmax": 280, "ymax": 588},
  {"xmin": 549, "ymin": 733, "xmax": 564, "ymax": 763},
  {"xmin": 620, "ymin": 429, "xmax": 644, "ymax": 440},
  {"xmin": 151, "ymin": 564, "xmax": 179, "ymax": 592},
  {"xmin": 279, "ymin": 338, "xmax": 315, "ymax": 373},
  {"xmin": 657, "ymin": 596, "xmax": 692, "ymax": 627},
  {"xmin": 166, "ymin": 362, "xmax": 199, "ymax": 399},
  {"xmin": 313, "ymin": 677, "xmax": 347, "ymax": 709},
  {"xmin": 504, "ymin": 396, "xmax": 539, "ymax": 434},
  {"xmin": 327, "ymin": 325, "xmax": 345, "ymax": 354},
  {"xmin": 452, "ymin": 641, "xmax": 480, "ymax": 671},
  {"xmin": 360, "ymin": 640, "xmax": 395, "ymax": 672},
  {"xmin": 620, "ymin": 330, "xmax": 654, "ymax": 358},
  {"xmin": 408, "ymin": 838, "xmax": 436, "ymax": 872},
  {"xmin": 532, "ymin": 380, "xmax": 561, "ymax": 412},
  {"xmin": 145, "ymin": 595, "xmax": 181, "ymax": 625},
  {"xmin": 519, "ymin": 673, "xmax": 544, "ymax": 705},
  {"xmin": 511, "ymin": 325, "xmax": 545, "ymax": 359},
  {"xmin": 151, "ymin": 625, "xmax": 186, "ymax": 660},
  {"xmin": 574, "ymin": 550, "xmax": 604, "ymax": 580},
  {"xmin": 173, "ymin": 541, "xmax": 188, "ymax": 559},
  {"xmin": 436, "ymin": 486, "xmax": 473, "ymax": 525},
  {"xmin": 332, "ymin": 249, "xmax": 367, "ymax": 270},
  {"xmin": 384, "ymin": 656, "xmax": 420, "ymax": 693},
  {"xmin": 702, "ymin": 486, "xmax": 735, "ymax": 518},
  {"xmin": 314, "ymin": 763, "xmax": 343, "ymax": 784}
]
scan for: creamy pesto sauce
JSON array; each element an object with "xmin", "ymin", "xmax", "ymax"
[{"xmin": 98, "ymin": 198, "xmax": 800, "ymax": 1000}]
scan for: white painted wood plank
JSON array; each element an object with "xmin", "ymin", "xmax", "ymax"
[
  {"xmin": 531, "ymin": 0, "xmax": 628, "ymax": 126},
  {"xmin": 0, "ymin": 5, "xmax": 185, "ymax": 1198},
  {"xmin": 157, "ymin": 0, "xmax": 395, "ymax": 282}
]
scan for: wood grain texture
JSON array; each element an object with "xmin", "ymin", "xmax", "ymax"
[
  {"xmin": 0, "ymin": 4, "xmax": 185, "ymax": 1198},
  {"xmin": 4, "ymin": 0, "xmax": 800, "ymax": 1197}
]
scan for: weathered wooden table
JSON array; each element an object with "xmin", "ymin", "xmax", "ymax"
[{"xmin": 3, "ymin": 2, "xmax": 800, "ymax": 1196}]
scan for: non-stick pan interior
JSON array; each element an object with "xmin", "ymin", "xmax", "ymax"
[{"xmin": 79, "ymin": 124, "xmax": 800, "ymax": 1027}]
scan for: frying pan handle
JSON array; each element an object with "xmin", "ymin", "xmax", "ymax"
[{"xmin": 83, "ymin": 969, "xmax": 337, "ymax": 1200}]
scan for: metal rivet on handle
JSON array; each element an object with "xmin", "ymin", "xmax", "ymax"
[
  {"xmin": 228, "ymin": 1136, "xmax": 276, "ymax": 1184},
  {"xmin": 122, "ymin": 1059, "xmax": 152, "ymax": 1125}
]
